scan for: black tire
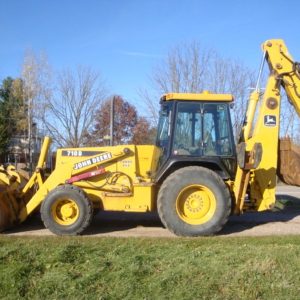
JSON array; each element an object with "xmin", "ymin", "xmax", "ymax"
[
  {"xmin": 157, "ymin": 166, "xmax": 231, "ymax": 236},
  {"xmin": 41, "ymin": 185, "xmax": 93, "ymax": 235}
]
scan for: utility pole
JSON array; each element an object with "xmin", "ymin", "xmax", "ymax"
[{"xmin": 110, "ymin": 96, "xmax": 114, "ymax": 146}]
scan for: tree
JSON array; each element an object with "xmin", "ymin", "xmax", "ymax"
[
  {"xmin": 21, "ymin": 50, "xmax": 52, "ymax": 169},
  {"xmin": 0, "ymin": 77, "xmax": 27, "ymax": 159},
  {"xmin": 141, "ymin": 42, "xmax": 211, "ymax": 125},
  {"xmin": 92, "ymin": 96, "xmax": 137, "ymax": 146},
  {"xmin": 91, "ymin": 96, "xmax": 155, "ymax": 146},
  {"xmin": 21, "ymin": 50, "xmax": 52, "ymax": 129},
  {"xmin": 0, "ymin": 80, "xmax": 11, "ymax": 156},
  {"xmin": 142, "ymin": 42, "xmax": 255, "ymax": 139},
  {"xmin": 206, "ymin": 56, "xmax": 255, "ymax": 139},
  {"xmin": 278, "ymin": 89, "xmax": 300, "ymax": 142},
  {"xmin": 132, "ymin": 117, "xmax": 157, "ymax": 145},
  {"xmin": 42, "ymin": 66, "xmax": 107, "ymax": 147},
  {"xmin": 20, "ymin": 51, "xmax": 108, "ymax": 148}
]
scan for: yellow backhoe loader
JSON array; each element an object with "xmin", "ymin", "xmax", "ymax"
[{"xmin": 1, "ymin": 39, "xmax": 300, "ymax": 236}]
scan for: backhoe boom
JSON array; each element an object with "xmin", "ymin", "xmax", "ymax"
[{"xmin": 233, "ymin": 39, "xmax": 300, "ymax": 214}]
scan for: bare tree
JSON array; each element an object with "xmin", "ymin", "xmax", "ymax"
[
  {"xmin": 280, "ymin": 91, "xmax": 299, "ymax": 140},
  {"xmin": 142, "ymin": 42, "xmax": 255, "ymax": 139},
  {"xmin": 42, "ymin": 66, "xmax": 107, "ymax": 147},
  {"xmin": 21, "ymin": 50, "xmax": 52, "ymax": 169},
  {"xmin": 153, "ymin": 42, "xmax": 212, "ymax": 93},
  {"xmin": 207, "ymin": 56, "xmax": 255, "ymax": 139},
  {"xmin": 22, "ymin": 50, "xmax": 52, "ymax": 120},
  {"xmin": 257, "ymin": 69, "xmax": 299, "ymax": 142},
  {"xmin": 142, "ymin": 42, "xmax": 212, "ymax": 124}
]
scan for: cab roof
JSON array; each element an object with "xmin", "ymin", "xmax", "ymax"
[{"xmin": 161, "ymin": 91, "xmax": 234, "ymax": 102}]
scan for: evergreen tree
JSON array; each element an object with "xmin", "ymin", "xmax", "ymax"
[
  {"xmin": 0, "ymin": 78, "xmax": 13, "ymax": 156},
  {"xmin": 0, "ymin": 77, "xmax": 27, "ymax": 159}
]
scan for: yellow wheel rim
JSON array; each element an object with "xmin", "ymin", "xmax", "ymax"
[
  {"xmin": 51, "ymin": 198, "xmax": 79, "ymax": 226},
  {"xmin": 176, "ymin": 184, "xmax": 216, "ymax": 225}
]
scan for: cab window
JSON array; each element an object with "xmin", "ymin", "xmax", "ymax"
[
  {"xmin": 173, "ymin": 102, "xmax": 202, "ymax": 155},
  {"xmin": 173, "ymin": 102, "xmax": 233, "ymax": 156}
]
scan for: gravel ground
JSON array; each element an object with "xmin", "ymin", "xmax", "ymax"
[{"xmin": 3, "ymin": 185, "xmax": 300, "ymax": 238}]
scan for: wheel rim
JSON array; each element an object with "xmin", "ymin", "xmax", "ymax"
[
  {"xmin": 51, "ymin": 198, "xmax": 79, "ymax": 226},
  {"xmin": 176, "ymin": 184, "xmax": 216, "ymax": 225}
]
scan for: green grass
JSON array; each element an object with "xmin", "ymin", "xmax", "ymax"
[{"xmin": 1, "ymin": 236, "xmax": 300, "ymax": 299}]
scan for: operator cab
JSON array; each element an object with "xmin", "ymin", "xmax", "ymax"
[{"xmin": 155, "ymin": 91, "xmax": 236, "ymax": 182}]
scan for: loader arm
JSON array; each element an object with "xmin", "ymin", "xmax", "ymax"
[
  {"xmin": 233, "ymin": 39, "xmax": 300, "ymax": 214},
  {"xmin": 19, "ymin": 143, "xmax": 130, "ymax": 222}
]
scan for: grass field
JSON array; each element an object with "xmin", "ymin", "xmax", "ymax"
[{"xmin": 1, "ymin": 236, "xmax": 300, "ymax": 300}]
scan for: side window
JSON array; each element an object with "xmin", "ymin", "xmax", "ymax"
[
  {"xmin": 203, "ymin": 104, "xmax": 217, "ymax": 155},
  {"xmin": 173, "ymin": 103, "xmax": 201, "ymax": 155},
  {"xmin": 156, "ymin": 103, "xmax": 172, "ymax": 166},
  {"xmin": 203, "ymin": 103, "xmax": 233, "ymax": 156},
  {"xmin": 216, "ymin": 105, "xmax": 232, "ymax": 155}
]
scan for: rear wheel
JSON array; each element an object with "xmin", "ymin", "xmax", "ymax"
[
  {"xmin": 41, "ymin": 185, "xmax": 93, "ymax": 235},
  {"xmin": 157, "ymin": 166, "xmax": 231, "ymax": 236}
]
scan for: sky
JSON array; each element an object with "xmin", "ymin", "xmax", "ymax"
[{"xmin": 0, "ymin": 0, "xmax": 300, "ymax": 113}]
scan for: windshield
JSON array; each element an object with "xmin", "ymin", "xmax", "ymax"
[
  {"xmin": 173, "ymin": 102, "xmax": 233, "ymax": 156},
  {"xmin": 156, "ymin": 102, "xmax": 172, "ymax": 165}
]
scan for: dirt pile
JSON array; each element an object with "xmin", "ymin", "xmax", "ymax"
[{"xmin": 278, "ymin": 138, "xmax": 300, "ymax": 186}]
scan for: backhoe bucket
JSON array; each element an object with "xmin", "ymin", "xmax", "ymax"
[
  {"xmin": 278, "ymin": 138, "xmax": 300, "ymax": 186},
  {"xmin": 0, "ymin": 166, "xmax": 28, "ymax": 232}
]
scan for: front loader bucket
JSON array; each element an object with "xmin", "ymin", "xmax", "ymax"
[
  {"xmin": 0, "ymin": 184, "xmax": 16, "ymax": 231},
  {"xmin": 0, "ymin": 166, "xmax": 28, "ymax": 232},
  {"xmin": 0, "ymin": 137, "xmax": 51, "ymax": 232}
]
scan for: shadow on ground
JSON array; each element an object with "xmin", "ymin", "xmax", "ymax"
[
  {"xmin": 4, "ymin": 194, "xmax": 300, "ymax": 236},
  {"xmin": 219, "ymin": 194, "xmax": 300, "ymax": 235},
  {"xmin": 85, "ymin": 212, "xmax": 163, "ymax": 235}
]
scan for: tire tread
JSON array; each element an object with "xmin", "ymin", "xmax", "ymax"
[
  {"xmin": 41, "ymin": 184, "xmax": 93, "ymax": 235},
  {"xmin": 158, "ymin": 166, "xmax": 231, "ymax": 236}
]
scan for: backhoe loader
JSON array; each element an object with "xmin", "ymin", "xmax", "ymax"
[{"xmin": 1, "ymin": 39, "xmax": 300, "ymax": 236}]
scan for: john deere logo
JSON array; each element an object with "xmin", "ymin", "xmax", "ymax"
[
  {"xmin": 264, "ymin": 115, "xmax": 276, "ymax": 127},
  {"xmin": 73, "ymin": 152, "xmax": 112, "ymax": 170}
]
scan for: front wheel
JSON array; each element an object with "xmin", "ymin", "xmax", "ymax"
[
  {"xmin": 157, "ymin": 166, "xmax": 231, "ymax": 236},
  {"xmin": 41, "ymin": 185, "xmax": 93, "ymax": 235}
]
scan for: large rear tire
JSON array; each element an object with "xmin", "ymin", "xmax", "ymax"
[
  {"xmin": 41, "ymin": 185, "xmax": 93, "ymax": 235},
  {"xmin": 157, "ymin": 166, "xmax": 231, "ymax": 236}
]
